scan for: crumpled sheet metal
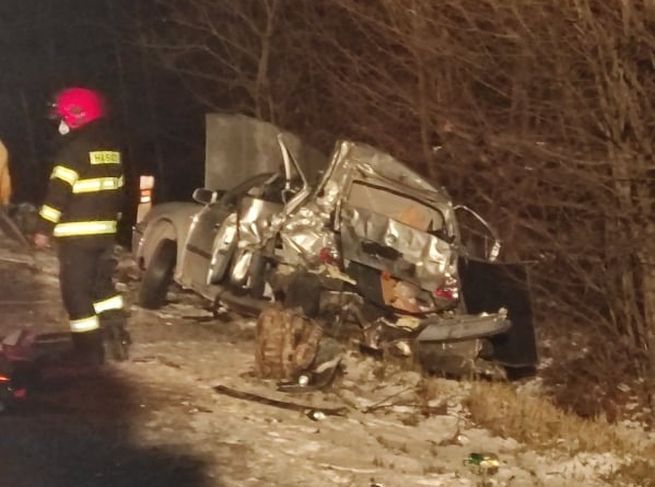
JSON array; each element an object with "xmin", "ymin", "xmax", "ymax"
[
  {"xmin": 322, "ymin": 141, "xmax": 447, "ymax": 198},
  {"xmin": 277, "ymin": 196, "xmax": 338, "ymax": 267},
  {"xmin": 224, "ymin": 198, "xmax": 285, "ymax": 284},
  {"xmin": 320, "ymin": 140, "xmax": 458, "ymax": 233},
  {"xmin": 237, "ymin": 197, "xmax": 282, "ymax": 248},
  {"xmin": 261, "ymin": 174, "xmax": 340, "ymax": 268},
  {"xmin": 264, "ymin": 140, "xmax": 458, "ymax": 278},
  {"xmin": 340, "ymin": 206, "xmax": 457, "ymax": 291}
]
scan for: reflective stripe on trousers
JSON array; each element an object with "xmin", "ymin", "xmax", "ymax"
[
  {"xmin": 59, "ymin": 243, "xmax": 120, "ymax": 335},
  {"xmin": 70, "ymin": 315, "xmax": 100, "ymax": 333},
  {"xmin": 94, "ymin": 294, "xmax": 124, "ymax": 314}
]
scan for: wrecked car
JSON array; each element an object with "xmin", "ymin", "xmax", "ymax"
[{"xmin": 132, "ymin": 114, "xmax": 537, "ymax": 376}]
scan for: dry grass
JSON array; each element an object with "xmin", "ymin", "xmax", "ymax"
[
  {"xmin": 464, "ymin": 381, "xmax": 655, "ymax": 484},
  {"xmin": 601, "ymin": 459, "xmax": 655, "ymax": 487},
  {"xmin": 465, "ymin": 381, "xmax": 655, "ymax": 457}
]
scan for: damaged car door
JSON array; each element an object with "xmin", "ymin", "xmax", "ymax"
[
  {"xmin": 181, "ymin": 173, "xmax": 281, "ymax": 298},
  {"xmin": 204, "ymin": 137, "xmax": 312, "ymax": 296}
]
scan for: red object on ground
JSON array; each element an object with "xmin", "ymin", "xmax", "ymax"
[
  {"xmin": 12, "ymin": 388, "xmax": 27, "ymax": 400},
  {"xmin": 1, "ymin": 329, "xmax": 37, "ymax": 362}
]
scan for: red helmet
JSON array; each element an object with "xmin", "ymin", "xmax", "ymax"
[{"xmin": 53, "ymin": 87, "xmax": 106, "ymax": 130}]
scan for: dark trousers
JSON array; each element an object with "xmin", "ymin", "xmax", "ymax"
[{"xmin": 58, "ymin": 241, "xmax": 123, "ymax": 332}]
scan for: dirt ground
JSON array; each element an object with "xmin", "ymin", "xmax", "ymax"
[{"xmin": 0, "ymin": 234, "xmax": 653, "ymax": 487}]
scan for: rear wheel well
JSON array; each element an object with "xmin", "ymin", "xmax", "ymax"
[{"xmin": 143, "ymin": 220, "xmax": 177, "ymax": 267}]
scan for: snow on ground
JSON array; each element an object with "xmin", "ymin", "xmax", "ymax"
[{"xmin": 0, "ymin": 235, "xmax": 652, "ymax": 486}]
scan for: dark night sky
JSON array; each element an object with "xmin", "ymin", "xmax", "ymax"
[{"xmin": 0, "ymin": 1, "xmax": 206, "ymax": 211}]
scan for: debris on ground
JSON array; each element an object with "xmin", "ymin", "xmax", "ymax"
[
  {"xmin": 2, "ymin": 233, "xmax": 654, "ymax": 486},
  {"xmin": 255, "ymin": 304, "xmax": 324, "ymax": 380},
  {"xmin": 464, "ymin": 452, "xmax": 501, "ymax": 475},
  {"xmin": 214, "ymin": 384, "xmax": 348, "ymax": 417},
  {"xmin": 254, "ymin": 303, "xmax": 346, "ymax": 393}
]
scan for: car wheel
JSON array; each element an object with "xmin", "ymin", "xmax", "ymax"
[{"xmin": 139, "ymin": 239, "xmax": 176, "ymax": 309}]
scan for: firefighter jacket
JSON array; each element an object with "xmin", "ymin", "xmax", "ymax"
[{"xmin": 37, "ymin": 120, "xmax": 124, "ymax": 245}]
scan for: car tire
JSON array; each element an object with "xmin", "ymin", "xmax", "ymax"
[{"xmin": 139, "ymin": 239, "xmax": 176, "ymax": 310}]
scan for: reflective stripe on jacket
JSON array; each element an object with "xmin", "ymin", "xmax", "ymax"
[{"xmin": 37, "ymin": 121, "xmax": 124, "ymax": 242}]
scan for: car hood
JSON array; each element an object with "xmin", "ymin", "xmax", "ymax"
[{"xmin": 204, "ymin": 113, "xmax": 328, "ymax": 192}]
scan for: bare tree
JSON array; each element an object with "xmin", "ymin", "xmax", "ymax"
[
  {"xmin": 138, "ymin": 0, "xmax": 281, "ymax": 120},
  {"xmin": 136, "ymin": 0, "xmax": 655, "ymax": 409}
]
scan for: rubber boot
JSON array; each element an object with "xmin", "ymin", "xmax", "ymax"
[
  {"xmin": 101, "ymin": 315, "xmax": 131, "ymax": 362},
  {"xmin": 71, "ymin": 329, "xmax": 106, "ymax": 367}
]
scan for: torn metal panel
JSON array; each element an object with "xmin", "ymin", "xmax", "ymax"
[
  {"xmin": 316, "ymin": 141, "xmax": 457, "ymax": 228},
  {"xmin": 204, "ymin": 114, "xmax": 328, "ymax": 192},
  {"xmin": 207, "ymin": 212, "xmax": 238, "ymax": 285},
  {"xmin": 276, "ymin": 201, "xmax": 338, "ymax": 267},
  {"xmin": 266, "ymin": 140, "xmax": 460, "ymax": 278},
  {"xmin": 347, "ymin": 182, "xmax": 445, "ymax": 232},
  {"xmin": 237, "ymin": 196, "xmax": 283, "ymax": 247},
  {"xmin": 317, "ymin": 141, "xmax": 447, "ymax": 197},
  {"xmin": 229, "ymin": 250, "xmax": 253, "ymax": 285},
  {"xmin": 220, "ymin": 197, "xmax": 283, "ymax": 285},
  {"xmin": 340, "ymin": 205, "xmax": 457, "ymax": 291}
]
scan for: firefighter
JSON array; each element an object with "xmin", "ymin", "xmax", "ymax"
[{"xmin": 33, "ymin": 87, "xmax": 130, "ymax": 366}]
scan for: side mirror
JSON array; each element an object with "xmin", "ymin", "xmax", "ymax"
[{"xmin": 192, "ymin": 188, "xmax": 218, "ymax": 205}]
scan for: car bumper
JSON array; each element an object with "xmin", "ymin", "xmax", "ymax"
[{"xmin": 416, "ymin": 310, "xmax": 511, "ymax": 342}]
